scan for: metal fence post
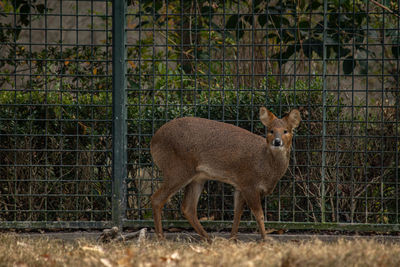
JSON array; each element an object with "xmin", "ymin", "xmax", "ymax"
[
  {"xmin": 321, "ymin": 0, "xmax": 328, "ymax": 223},
  {"xmin": 112, "ymin": 0, "xmax": 127, "ymax": 229}
]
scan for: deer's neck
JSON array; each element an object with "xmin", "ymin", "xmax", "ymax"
[
  {"xmin": 255, "ymin": 146, "xmax": 291, "ymax": 195},
  {"xmin": 266, "ymin": 146, "xmax": 291, "ymax": 176}
]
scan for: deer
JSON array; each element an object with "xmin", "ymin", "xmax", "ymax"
[{"xmin": 150, "ymin": 107, "xmax": 301, "ymax": 242}]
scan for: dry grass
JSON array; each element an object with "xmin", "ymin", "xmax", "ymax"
[{"xmin": 1, "ymin": 234, "xmax": 400, "ymax": 267}]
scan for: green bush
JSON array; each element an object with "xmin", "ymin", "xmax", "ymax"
[{"xmin": 0, "ymin": 89, "xmax": 113, "ymax": 221}]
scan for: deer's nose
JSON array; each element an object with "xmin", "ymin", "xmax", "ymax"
[{"xmin": 273, "ymin": 138, "xmax": 282, "ymax": 147}]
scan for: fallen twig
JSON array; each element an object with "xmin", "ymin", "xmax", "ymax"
[{"xmin": 98, "ymin": 227, "xmax": 147, "ymax": 243}]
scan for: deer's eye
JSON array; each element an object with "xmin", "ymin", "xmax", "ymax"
[
  {"xmin": 269, "ymin": 130, "xmax": 274, "ymax": 134},
  {"xmin": 284, "ymin": 130, "xmax": 288, "ymax": 134}
]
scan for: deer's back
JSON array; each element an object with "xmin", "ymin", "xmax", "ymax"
[{"xmin": 151, "ymin": 117, "xmax": 265, "ymax": 173}]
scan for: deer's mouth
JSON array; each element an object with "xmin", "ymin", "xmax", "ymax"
[{"xmin": 270, "ymin": 144, "xmax": 284, "ymax": 150}]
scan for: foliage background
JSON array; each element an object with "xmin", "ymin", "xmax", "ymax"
[{"xmin": 0, "ymin": 0, "xmax": 399, "ymax": 226}]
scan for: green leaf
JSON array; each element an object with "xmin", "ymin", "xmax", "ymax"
[
  {"xmin": 19, "ymin": 3, "xmax": 30, "ymax": 26},
  {"xmin": 236, "ymin": 21, "xmax": 245, "ymax": 39},
  {"xmin": 282, "ymin": 29, "xmax": 295, "ymax": 42},
  {"xmin": 333, "ymin": 46, "xmax": 351, "ymax": 58},
  {"xmin": 197, "ymin": 52, "xmax": 209, "ymax": 60},
  {"xmin": 355, "ymin": 30, "xmax": 364, "ymax": 44},
  {"xmin": 226, "ymin": 14, "xmax": 244, "ymax": 39},
  {"xmin": 128, "ymin": 80, "xmax": 140, "ymax": 90},
  {"xmin": 201, "ymin": 6, "xmax": 214, "ymax": 19},
  {"xmin": 258, "ymin": 14, "xmax": 267, "ymax": 27},
  {"xmin": 267, "ymin": 32, "xmax": 279, "ymax": 39},
  {"xmin": 154, "ymin": 1, "xmax": 163, "ymax": 12},
  {"xmin": 210, "ymin": 22, "xmax": 227, "ymax": 37},
  {"xmin": 302, "ymin": 38, "xmax": 323, "ymax": 58},
  {"xmin": 358, "ymin": 60, "xmax": 368, "ymax": 75},
  {"xmin": 355, "ymin": 12, "xmax": 366, "ymax": 25},
  {"xmin": 270, "ymin": 15, "xmax": 290, "ymax": 28},
  {"xmin": 254, "ymin": 0, "xmax": 263, "ymax": 10},
  {"xmin": 281, "ymin": 45, "xmax": 296, "ymax": 64},
  {"xmin": 35, "ymin": 4, "xmax": 46, "ymax": 14},
  {"xmin": 157, "ymin": 63, "xmax": 165, "ymax": 74},
  {"xmin": 244, "ymin": 15, "xmax": 253, "ymax": 25},
  {"xmin": 306, "ymin": 1, "xmax": 322, "ymax": 11},
  {"xmin": 298, "ymin": 20, "xmax": 310, "ymax": 30},
  {"xmin": 226, "ymin": 14, "xmax": 239, "ymax": 30},
  {"xmin": 343, "ymin": 56, "xmax": 356, "ymax": 74},
  {"xmin": 392, "ymin": 45, "xmax": 400, "ymax": 59}
]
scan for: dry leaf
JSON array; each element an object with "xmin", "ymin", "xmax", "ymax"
[
  {"xmin": 16, "ymin": 241, "xmax": 29, "ymax": 247},
  {"xmin": 199, "ymin": 216, "xmax": 214, "ymax": 221},
  {"xmin": 128, "ymin": 61, "xmax": 136, "ymax": 69},
  {"xmin": 40, "ymin": 254, "xmax": 50, "ymax": 259},
  {"xmin": 100, "ymin": 258, "xmax": 112, "ymax": 267},
  {"xmin": 117, "ymin": 248, "xmax": 135, "ymax": 267},
  {"xmin": 81, "ymin": 245, "xmax": 105, "ymax": 254},
  {"xmin": 189, "ymin": 245, "xmax": 206, "ymax": 253},
  {"xmin": 170, "ymin": 252, "xmax": 180, "ymax": 260},
  {"xmin": 161, "ymin": 251, "xmax": 181, "ymax": 263}
]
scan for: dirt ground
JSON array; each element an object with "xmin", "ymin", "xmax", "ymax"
[{"xmin": 2, "ymin": 231, "xmax": 400, "ymax": 266}]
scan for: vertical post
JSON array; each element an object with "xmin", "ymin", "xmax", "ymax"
[
  {"xmin": 321, "ymin": 0, "xmax": 328, "ymax": 223},
  {"xmin": 112, "ymin": 0, "xmax": 127, "ymax": 229}
]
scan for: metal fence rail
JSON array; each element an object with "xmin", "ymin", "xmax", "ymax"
[{"xmin": 1, "ymin": 0, "xmax": 399, "ymax": 232}]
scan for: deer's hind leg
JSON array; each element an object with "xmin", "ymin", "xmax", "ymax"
[
  {"xmin": 151, "ymin": 161, "xmax": 196, "ymax": 240},
  {"xmin": 181, "ymin": 179, "xmax": 209, "ymax": 242}
]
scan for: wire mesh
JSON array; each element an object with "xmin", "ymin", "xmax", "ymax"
[
  {"xmin": 0, "ymin": 0, "xmax": 399, "ymax": 231},
  {"xmin": 126, "ymin": 0, "xmax": 400, "ymax": 230},
  {"xmin": 0, "ymin": 0, "xmax": 113, "ymax": 227}
]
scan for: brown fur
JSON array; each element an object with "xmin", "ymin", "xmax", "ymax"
[{"xmin": 150, "ymin": 108, "xmax": 301, "ymax": 242}]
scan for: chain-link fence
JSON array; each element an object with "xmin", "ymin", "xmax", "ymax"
[{"xmin": 1, "ymin": 0, "xmax": 399, "ymax": 232}]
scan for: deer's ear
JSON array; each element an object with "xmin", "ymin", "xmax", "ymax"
[
  {"xmin": 284, "ymin": 109, "xmax": 301, "ymax": 129},
  {"xmin": 260, "ymin": 107, "xmax": 277, "ymax": 127}
]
